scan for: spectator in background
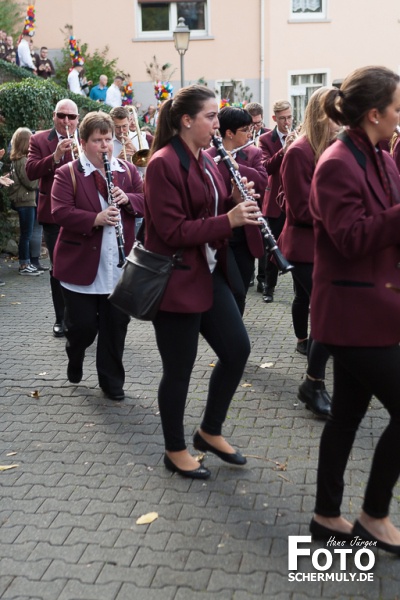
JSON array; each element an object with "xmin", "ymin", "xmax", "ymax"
[
  {"xmin": 89, "ymin": 75, "xmax": 108, "ymax": 103},
  {"xmin": 35, "ymin": 47, "xmax": 55, "ymax": 79},
  {"xmin": 67, "ymin": 64, "xmax": 85, "ymax": 95},
  {"xmin": 143, "ymin": 104, "xmax": 157, "ymax": 127},
  {"xmin": 4, "ymin": 35, "xmax": 17, "ymax": 64},
  {"xmin": 105, "ymin": 76, "xmax": 124, "ymax": 108},
  {"xmin": 8, "ymin": 128, "xmax": 40, "ymax": 276},
  {"xmin": 17, "ymin": 31, "xmax": 37, "ymax": 73},
  {"xmin": 0, "ymin": 31, "xmax": 7, "ymax": 58}
]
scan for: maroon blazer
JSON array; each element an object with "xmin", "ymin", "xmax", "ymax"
[
  {"xmin": 259, "ymin": 127, "xmax": 285, "ymax": 218},
  {"xmin": 26, "ymin": 128, "xmax": 74, "ymax": 224},
  {"xmin": 278, "ymin": 136, "xmax": 315, "ymax": 263},
  {"xmin": 144, "ymin": 136, "xmax": 234, "ymax": 313},
  {"xmin": 310, "ymin": 132, "xmax": 400, "ymax": 347},
  {"xmin": 392, "ymin": 136, "xmax": 400, "ymax": 174},
  {"xmin": 51, "ymin": 159, "xmax": 144, "ymax": 285},
  {"xmin": 205, "ymin": 145, "xmax": 265, "ymax": 258}
]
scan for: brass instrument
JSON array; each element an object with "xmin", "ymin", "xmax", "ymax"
[
  {"xmin": 65, "ymin": 123, "xmax": 80, "ymax": 159},
  {"xmin": 128, "ymin": 106, "xmax": 150, "ymax": 167},
  {"xmin": 120, "ymin": 135, "xmax": 129, "ymax": 162},
  {"xmin": 213, "ymin": 138, "xmax": 255, "ymax": 164}
]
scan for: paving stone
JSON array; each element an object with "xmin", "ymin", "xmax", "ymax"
[{"xmin": 1, "ymin": 256, "xmax": 399, "ymax": 599}]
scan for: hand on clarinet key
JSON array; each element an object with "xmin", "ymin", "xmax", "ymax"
[
  {"xmin": 227, "ymin": 199, "xmax": 261, "ymax": 229},
  {"xmin": 232, "ymin": 177, "xmax": 259, "ymax": 205},
  {"xmin": 94, "ymin": 206, "xmax": 120, "ymax": 228},
  {"xmin": 112, "ymin": 186, "xmax": 129, "ymax": 206}
]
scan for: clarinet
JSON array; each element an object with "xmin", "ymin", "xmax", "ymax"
[
  {"xmin": 211, "ymin": 136, "xmax": 293, "ymax": 275},
  {"xmin": 102, "ymin": 153, "xmax": 126, "ymax": 268}
]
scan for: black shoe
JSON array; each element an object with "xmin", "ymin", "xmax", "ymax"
[
  {"xmin": 257, "ymin": 282, "xmax": 265, "ymax": 294},
  {"xmin": 67, "ymin": 363, "xmax": 83, "ymax": 384},
  {"xmin": 53, "ymin": 321, "xmax": 65, "ymax": 338},
  {"xmin": 296, "ymin": 340, "xmax": 308, "ymax": 356},
  {"xmin": 309, "ymin": 518, "xmax": 353, "ymax": 541},
  {"xmin": 353, "ymin": 520, "xmax": 400, "ymax": 555},
  {"xmin": 101, "ymin": 387, "xmax": 125, "ymax": 401},
  {"xmin": 164, "ymin": 453, "xmax": 211, "ymax": 479},
  {"xmin": 298, "ymin": 378, "xmax": 331, "ymax": 419},
  {"xmin": 31, "ymin": 261, "xmax": 49, "ymax": 272},
  {"xmin": 193, "ymin": 431, "xmax": 247, "ymax": 465},
  {"xmin": 248, "ymin": 279, "xmax": 255, "ymax": 288},
  {"xmin": 262, "ymin": 288, "xmax": 275, "ymax": 303}
]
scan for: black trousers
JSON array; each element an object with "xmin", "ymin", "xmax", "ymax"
[
  {"xmin": 315, "ymin": 344, "xmax": 400, "ymax": 519},
  {"xmin": 264, "ymin": 212, "xmax": 286, "ymax": 291},
  {"xmin": 152, "ymin": 267, "xmax": 251, "ymax": 451},
  {"xmin": 42, "ymin": 223, "xmax": 64, "ymax": 322},
  {"xmin": 62, "ymin": 288, "xmax": 130, "ymax": 394},
  {"xmin": 228, "ymin": 230, "xmax": 255, "ymax": 316},
  {"xmin": 291, "ymin": 262, "xmax": 330, "ymax": 379}
]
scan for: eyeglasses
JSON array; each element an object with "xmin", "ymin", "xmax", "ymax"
[
  {"xmin": 237, "ymin": 127, "xmax": 252, "ymax": 133},
  {"xmin": 276, "ymin": 115, "xmax": 293, "ymax": 122},
  {"xmin": 56, "ymin": 113, "xmax": 79, "ymax": 120},
  {"xmin": 252, "ymin": 121, "xmax": 264, "ymax": 127}
]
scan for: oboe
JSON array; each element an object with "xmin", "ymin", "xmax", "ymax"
[
  {"xmin": 211, "ymin": 135, "xmax": 293, "ymax": 275},
  {"xmin": 102, "ymin": 153, "xmax": 126, "ymax": 268}
]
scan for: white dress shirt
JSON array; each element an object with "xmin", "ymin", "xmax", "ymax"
[
  {"xmin": 67, "ymin": 69, "xmax": 84, "ymax": 96},
  {"xmin": 105, "ymin": 84, "xmax": 122, "ymax": 108},
  {"xmin": 61, "ymin": 154, "xmax": 126, "ymax": 295},
  {"xmin": 17, "ymin": 39, "xmax": 35, "ymax": 70}
]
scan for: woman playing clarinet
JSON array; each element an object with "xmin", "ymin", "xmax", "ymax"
[
  {"xmin": 51, "ymin": 112, "xmax": 144, "ymax": 401},
  {"xmin": 144, "ymin": 85, "xmax": 260, "ymax": 479}
]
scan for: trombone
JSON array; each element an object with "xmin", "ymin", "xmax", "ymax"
[{"xmin": 127, "ymin": 106, "xmax": 150, "ymax": 168}]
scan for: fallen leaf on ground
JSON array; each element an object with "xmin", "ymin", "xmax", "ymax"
[
  {"xmin": 0, "ymin": 464, "xmax": 19, "ymax": 471},
  {"xmin": 208, "ymin": 363, "xmax": 215, "ymax": 367},
  {"xmin": 30, "ymin": 390, "xmax": 40, "ymax": 398},
  {"xmin": 136, "ymin": 512, "xmax": 158, "ymax": 525},
  {"xmin": 241, "ymin": 383, "xmax": 252, "ymax": 388},
  {"xmin": 260, "ymin": 362, "xmax": 274, "ymax": 368},
  {"xmin": 11, "ymin": 302, "xmax": 21, "ymax": 305},
  {"xmin": 6, "ymin": 452, "xmax": 17, "ymax": 456},
  {"xmin": 39, "ymin": 372, "xmax": 47, "ymax": 376}
]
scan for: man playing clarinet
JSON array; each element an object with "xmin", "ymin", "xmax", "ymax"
[{"xmin": 51, "ymin": 112, "xmax": 144, "ymax": 401}]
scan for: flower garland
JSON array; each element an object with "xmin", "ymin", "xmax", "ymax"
[
  {"xmin": 154, "ymin": 80, "xmax": 173, "ymax": 103},
  {"xmin": 69, "ymin": 36, "xmax": 84, "ymax": 66},
  {"xmin": 121, "ymin": 81, "xmax": 133, "ymax": 106},
  {"xmin": 219, "ymin": 99, "xmax": 248, "ymax": 109},
  {"xmin": 22, "ymin": 5, "xmax": 35, "ymax": 37}
]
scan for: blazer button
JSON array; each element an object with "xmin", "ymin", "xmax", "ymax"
[{"xmin": 93, "ymin": 246, "xmax": 97, "ymax": 250}]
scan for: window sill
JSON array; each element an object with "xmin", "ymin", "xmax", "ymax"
[
  {"xmin": 288, "ymin": 18, "xmax": 331, "ymax": 23},
  {"xmin": 132, "ymin": 35, "xmax": 214, "ymax": 42}
]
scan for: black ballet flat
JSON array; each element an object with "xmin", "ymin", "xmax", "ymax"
[
  {"xmin": 353, "ymin": 520, "xmax": 400, "ymax": 556},
  {"xmin": 163, "ymin": 453, "xmax": 211, "ymax": 480},
  {"xmin": 309, "ymin": 518, "xmax": 354, "ymax": 541},
  {"xmin": 193, "ymin": 431, "xmax": 247, "ymax": 466}
]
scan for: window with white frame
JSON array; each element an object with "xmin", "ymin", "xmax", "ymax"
[
  {"xmin": 138, "ymin": 1, "xmax": 207, "ymax": 38},
  {"xmin": 291, "ymin": 0, "xmax": 327, "ymax": 20},
  {"xmin": 289, "ymin": 70, "xmax": 328, "ymax": 127},
  {"xmin": 215, "ymin": 80, "xmax": 245, "ymax": 105}
]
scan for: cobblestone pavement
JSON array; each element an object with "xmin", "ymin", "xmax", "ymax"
[{"xmin": 1, "ymin": 254, "xmax": 399, "ymax": 600}]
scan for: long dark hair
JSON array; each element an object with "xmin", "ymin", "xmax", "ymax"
[
  {"xmin": 151, "ymin": 85, "xmax": 216, "ymax": 156},
  {"xmin": 323, "ymin": 66, "xmax": 399, "ymax": 128}
]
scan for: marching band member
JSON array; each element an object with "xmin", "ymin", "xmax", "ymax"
[
  {"xmin": 279, "ymin": 87, "xmax": 340, "ymax": 418},
  {"xmin": 144, "ymin": 85, "xmax": 260, "ymax": 479},
  {"xmin": 309, "ymin": 66, "xmax": 400, "ymax": 552},
  {"xmin": 259, "ymin": 101, "xmax": 294, "ymax": 302},
  {"xmin": 206, "ymin": 106, "xmax": 266, "ymax": 314},
  {"xmin": 51, "ymin": 112, "xmax": 144, "ymax": 401}
]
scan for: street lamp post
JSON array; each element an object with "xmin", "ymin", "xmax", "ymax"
[{"xmin": 173, "ymin": 17, "xmax": 190, "ymax": 89}]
